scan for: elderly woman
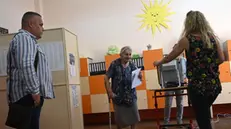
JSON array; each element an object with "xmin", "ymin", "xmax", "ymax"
[
  {"xmin": 154, "ymin": 11, "xmax": 225, "ymax": 129},
  {"xmin": 104, "ymin": 46, "xmax": 142, "ymax": 129}
]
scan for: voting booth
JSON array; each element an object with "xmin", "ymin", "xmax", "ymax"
[
  {"xmin": 0, "ymin": 28, "xmax": 84, "ymax": 129},
  {"xmin": 157, "ymin": 58, "xmax": 186, "ymax": 88}
]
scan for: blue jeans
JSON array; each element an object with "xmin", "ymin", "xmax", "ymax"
[
  {"xmin": 164, "ymin": 90, "xmax": 183, "ymax": 124},
  {"xmin": 15, "ymin": 94, "xmax": 44, "ymax": 129}
]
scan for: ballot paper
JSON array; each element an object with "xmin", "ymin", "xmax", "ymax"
[{"xmin": 132, "ymin": 68, "xmax": 142, "ymax": 89}]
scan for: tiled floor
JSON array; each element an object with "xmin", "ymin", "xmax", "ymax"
[{"xmin": 85, "ymin": 118, "xmax": 231, "ymax": 129}]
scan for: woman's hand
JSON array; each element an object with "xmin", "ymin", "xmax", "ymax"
[
  {"xmin": 138, "ymin": 71, "xmax": 142, "ymax": 80},
  {"xmin": 107, "ymin": 88, "xmax": 115, "ymax": 99},
  {"xmin": 153, "ymin": 61, "xmax": 161, "ymax": 67},
  {"xmin": 108, "ymin": 91, "xmax": 115, "ymax": 99},
  {"xmin": 184, "ymin": 78, "xmax": 188, "ymax": 86}
]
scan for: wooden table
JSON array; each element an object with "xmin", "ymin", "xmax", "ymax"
[
  {"xmin": 150, "ymin": 86, "xmax": 190, "ymax": 108},
  {"xmin": 149, "ymin": 86, "xmax": 193, "ymax": 129}
]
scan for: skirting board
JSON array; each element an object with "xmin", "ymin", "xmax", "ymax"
[{"xmin": 83, "ymin": 104, "xmax": 231, "ymax": 125}]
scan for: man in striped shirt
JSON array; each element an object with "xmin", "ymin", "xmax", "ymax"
[{"xmin": 6, "ymin": 11, "xmax": 55, "ymax": 129}]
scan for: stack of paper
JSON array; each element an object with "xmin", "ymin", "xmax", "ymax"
[{"xmin": 131, "ymin": 68, "xmax": 142, "ymax": 89}]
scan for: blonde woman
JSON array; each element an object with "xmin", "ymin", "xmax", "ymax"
[
  {"xmin": 104, "ymin": 46, "xmax": 142, "ymax": 129},
  {"xmin": 154, "ymin": 11, "xmax": 225, "ymax": 129}
]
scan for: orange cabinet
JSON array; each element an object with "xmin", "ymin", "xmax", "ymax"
[
  {"xmin": 219, "ymin": 61, "xmax": 231, "ymax": 82},
  {"xmin": 105, "ymin": 54, "xmax": 120, "ymax": 71},
  {"xmin": 80, "ymin": 58, "xmax": 89, "ymax": 77},
  {"xmin": 82, "ymin": 95, "xmax": 92, "ymax": 114},
  {"xmin": 89, "ymin": 75, "xmax": 107, "ymax": 94},
  {"xmin": 143, "ymin": 49, "xmax": 163, "ymax": 70},
  {"xmin": 146, "ymin": 90, "xmax": 165, "ymax": 109}
]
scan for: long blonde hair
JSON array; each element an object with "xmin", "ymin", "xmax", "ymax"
[{"xmin": 181, "ymin": 10, "xmax": 218, "ymax": 48}]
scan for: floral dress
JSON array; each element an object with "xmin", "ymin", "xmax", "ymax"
[
  {"xmin": 106, "ymin": 58, "xmax": 137, "ymax": 106},
  {"xmin": 185, "ymin": 34, "xmax": 222, "ymax": 97},
  {"xmin": 106, "ymin": 58, "xmax": 140, "ymax": 127}
]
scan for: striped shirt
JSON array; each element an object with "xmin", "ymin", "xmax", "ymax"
[{"xmin": 6, "ymin": 29, "xmax": 55, "ymax": 103}]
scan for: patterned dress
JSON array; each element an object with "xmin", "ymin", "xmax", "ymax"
[
  {"xmin": 185, "ymin": 34, "xmax": 222, "ymax": 97},
  {"xmin": 106, "ymin": 58, "xmax": 140, "ymax": 127}
]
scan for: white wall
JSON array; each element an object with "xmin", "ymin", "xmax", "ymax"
[
  {"xmin": 0, "ymin": 0, "xmax": 36, "ymax": 33},
  {"xmin": 42, "ymin": 0, "xmax": 231, "ymax": 61}
]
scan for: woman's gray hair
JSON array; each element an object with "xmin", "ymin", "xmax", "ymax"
[{"xmin": 120, "ymin": 46, "xmax": 132, "ymax": 55}]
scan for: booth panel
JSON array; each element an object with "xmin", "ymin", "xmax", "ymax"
[
  {"xmin": 68, "ymin": 85, "xmax": 84, "ymax": 129},
  {"xmin": 52, "ymin": 70, "xmax": 66, "ymax": 85},
  {"xmin": 0, "ymin": 34, "xmax": 13, "ymax": 46},
  {"xmin": 38, "ymin": 28, "xmax": 63, "ymax": 43},
  {"xmin": 0, "ymin": 34, "xmax": 13, "ymax": 77},
  {"xmin": 0, "ymin": 90, "xmax": 8, "ymax": 129},
  {"xmin": 0, "ymin": 28, "xmax": 83, "ymax": 129},
  {"xmin": 64, "ymin": 29, "xmax": 80, "ymax": 85},
  {"xmin": 40, "ymin": 85, "xmax": 69, "ymax": 129}
]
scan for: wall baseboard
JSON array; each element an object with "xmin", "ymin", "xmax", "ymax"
[{"xmin": 83, "ymin": 104, "xmax": 231, "ymax": 125}]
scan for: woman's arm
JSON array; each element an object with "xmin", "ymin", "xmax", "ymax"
[
  {"xmin": 104, "ymin": 63, "xmax": 115, "ymax": 98},
  {"xmin": 154, "ymin": 37, "xmax": 189, "ymax": 66},
  {"xmin": 104, "ymin": 76, "xmax": 112, "ymax": 92}
]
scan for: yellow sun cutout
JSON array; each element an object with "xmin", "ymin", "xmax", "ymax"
[{"xmin": 137, "ymin": 0, "xmax": 175, "ymax": 37}]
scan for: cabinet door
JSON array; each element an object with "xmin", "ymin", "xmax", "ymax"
[
  {"xmin": 89, "ymin": 75, "xmax": 107, "ymax": 94},
  {"xmin": 219, "ymin": 62, "xmax": 231, "ymax": 82},
  {"xmin": 80, "ymin": 58, "xmax": 90, "ymax": 77},
  {"xmin": 82, "ymin": 95, "xmax": 92, "ymax": 114},
  {"xmin": 80, "ymin": 77, "xmax": 90, "ymax": 95},
  {"xmin": 145, "ymin": 69, "xmax": 165, "ymax": 109},
  {"xmin": 144, "ymin": 69, "xmax": 160, "ymax": 90},
  {"xmin": 105, "ymin": 54, "xmax": 120, "ymax": 71},
  {"xmin": 137, "ymin": 90, "xmax": 148, "ymax": 110},
  {"xmin": 143, "ymin": 49, "xmax": 163, "ymax": 70},
  {"xmin": 214, "ymin": 82, "xmax": 231, "ymax": 104},
  {"xmin": 91, "ymin": 94, "xmax": 113, "ymax": 113}
]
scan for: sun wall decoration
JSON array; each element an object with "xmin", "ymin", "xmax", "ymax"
[{"xmin": 137, "ymin": 0, "xmax": 175, "ymax": 37}]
